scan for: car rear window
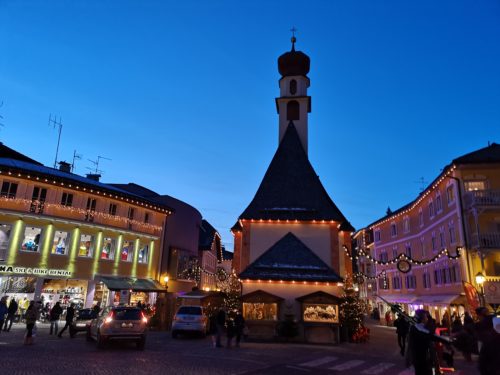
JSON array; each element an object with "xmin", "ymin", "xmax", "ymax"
[
  {"xmin": 177, "ymin": 306, "xmax": 202, "ymax": 315},
  {"xmin": 113, "ymin": 308, "xmax": 142, "ymax": 320}
]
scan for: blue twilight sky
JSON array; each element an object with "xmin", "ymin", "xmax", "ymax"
[{"xmin": 1, "ymin": 1, "xmax": 499, "ymax": 250}]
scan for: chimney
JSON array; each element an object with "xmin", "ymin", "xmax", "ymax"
[
  {"xmin": 58, "ymin": 161, "xmax": 71, "ymax": 173},
  {"xmin": 86, "ymin": 173, "xmax": 101, "ymax": 182}
]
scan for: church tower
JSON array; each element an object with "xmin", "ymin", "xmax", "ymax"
[{"xmin": 276, "ymin": 35, "xmax": 311, "ymax": 155}]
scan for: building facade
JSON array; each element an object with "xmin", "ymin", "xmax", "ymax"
[
  {"xmin": 358, "ymin": 143, "xmax": 500, "ymax": 323},
  {"xmin": 232, "ymin": 39, "xmax": 353, "ymax": 343},
  {"xmin": 0, "ymin": 143, "xmax": 170, "ymax": 310}
]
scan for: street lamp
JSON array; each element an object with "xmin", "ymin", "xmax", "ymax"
[
  {"xmin": 163, "ymin": 275, "xmax": 169, "ymax": 291},
  {"xmin": 475, "ymin": 272, "xmax": 486, "ymax": 305}
]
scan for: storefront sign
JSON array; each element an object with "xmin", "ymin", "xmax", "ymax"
[{"xmin": 0, "ymin": 265, "xmax": 71, "ymax": 277}]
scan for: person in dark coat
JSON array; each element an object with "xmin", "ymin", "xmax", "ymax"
[
  {"xmin": 478, "ymin": 316, "xmax": 500, "ymax": 375},
  {"xmin": 24, "ymin": 301, "xmax": 37, "ymax": 345},
  {"xmin": 92, "ymin": 302, "xmax": 101, "ymax": 318},
  {"xmin": 234, "ymin": 311, "xmax": 245, "ymax": 347},
  {"xmin": 407, "ymin": 309, "xmax": 440, "ymax": 375},
  {"xmin": 394, "ymin": 314, "xmax": 410, "ymax": 356},
  {"xmin": 226, "ymin": 318, "xmax": 236, "ymax": 348},
  {"xmin": 0, "ymin": 297, "xmax": 8, "ymax": 333},
  {"xmin": 57, "ymin": 303, "xmax": 75, "ymax": 338},
  {"xmin": 215, "ymin": 309, "xmax": 226, "ymax": 348},
  {"xmin": 3, "ymin": 298, "xmax": 18, "ymax": 332},
  {"xmin": 49, "ymin": 302, "xmax": 63, "ymax": 335}
]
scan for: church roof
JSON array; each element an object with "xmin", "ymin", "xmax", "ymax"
[
  {"xmin": 235, "ymin": 122, "xmax": 353, "ymax": 230},
  {"xmin": 239, "ymin": 232, "xmax": 342, "ymax": 282}
]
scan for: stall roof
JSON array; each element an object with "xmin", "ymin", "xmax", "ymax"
[
  {"xmin": 98, "ymin": 276, "xmax": 167, "ymax": 292},
  {"xmin": 411, "ymin": 294, "xmax": 465, "ymax": 306},
  {"xmin": 377, "ymin": 294, "xmax": 417, "ymax": 304}
]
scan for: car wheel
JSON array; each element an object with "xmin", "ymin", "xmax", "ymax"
[
  {"xmin": 172, "ymin": 330, "xmax": 178, "ymax": 339},
  {"xmin": 97, "ymin": 332, "xmax": 106, "ymax": 349},
  {"xmin": 136, "ymin": 338, "xmax": 146, "ymax": 350},
  {"xmin": 86, "ymin": 327, "xmax": 93, "ymax": 342}
]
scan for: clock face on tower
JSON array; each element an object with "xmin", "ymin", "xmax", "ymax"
[{"xmin": 397, "ymin": 259, "xmax": 412, "ymax": 273}]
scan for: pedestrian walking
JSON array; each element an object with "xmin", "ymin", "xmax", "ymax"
[
  {"xmin": 226, "ymin": 318, "xmax": 236, "ymax": 348},
  {"xmin": 49, "ymin": 301, "xmax": 63, "ymax": 335},
  {"xmin": 92, "ymin": 302, "xmax": 101, "ymax": 318},
  {"xmin": 57, "ymin": 303, "xmax": 75, "ymax": 338},
  {"xmin": 234, "ymin": 311, "xmax": 245, "ymax": 347},
  {"xmin": 3, "ymin": 298, "xmax": 18, "ymax": 332},
  {"xmin": 24, "ymin": 301, "xmax": 37, "ymax": 345},
  {"xmin": 0, "ymin": 296, "xmax": 8, "ymax": 333},
  {"xmin": 385, "ymin": 310, "xmax": 392, "ymax": 326},
  {"xmin": 215, "ymin": 308, "xmax": 225, "ymax": 348},
  {"xmin": 478, "ymin": 316, "xmax": 500, "ymax": 375},
  {"xmin": 208, "ymin": 314, "xmax": 218, "ymax": 347},
  {"xmin": 393, "ymin": 314, "xmax": 409, "ymax": 356},
  {"xmin": 406, "ymin": 309, "xmax": 439, "ymax": 375}
]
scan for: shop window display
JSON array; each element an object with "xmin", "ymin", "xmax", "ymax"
[
  {"xmin": 303, "ymin": 304, "xmax": 339, "ymax": 323},
  {"xmin": 138, "ymin": 244, "xmax": 149, "ymax": 263},
  {"xmin": 21, "ymin": 227, "xmax": 42, "ymax": 252},
  {"xmin": 41, "ymin": 279, "xmax": 87, "ymax": 309},
  {"xmin": 51, "ymin": 230, "xmax": 70, "ymax": 255},
  {"xmin": 243, "ymin": 302, "xmax": 277, "ymax": 321},
  {"xmin": 101, "ymin": 237, "xmax": 116, "ymax": 259},
  {"xmin": 79, "ymin": 234, "xmax": 95, "ymax": 257},
  {"xmin": 0, "ymin": 224, "xmax": 12, "ymax": 261},
  {"xmin": 121, "ymin": 240, "xmax": 134, "ymax": 262}
]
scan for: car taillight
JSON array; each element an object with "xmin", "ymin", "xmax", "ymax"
[
  {"xmin": 141, "ymin": 312, "xmax": 148, "ymax": 324},
  {"xmin": 104, "ymin": 311, "xmax": 114, "ymax": 324}
]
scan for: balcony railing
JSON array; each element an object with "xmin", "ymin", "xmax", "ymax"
[
  {"xmin": 470, "ymin": 232, "xmax": 500, "ymax": 249},
  {"xmin": 464, "ymin": 189, "xmax": 500, "ymax": 209},
  {"xmin": 0, "ymin": 197, "xmax": 162, "ymax": 235}
]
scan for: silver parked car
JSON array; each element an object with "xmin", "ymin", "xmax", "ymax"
[
  {"xmin": 171, "ymin": 305, "xmax": 208, "ymax": 338},
  {"xmin": 87, "ymin": 306, "xmax": 148, "ymax": 350}
]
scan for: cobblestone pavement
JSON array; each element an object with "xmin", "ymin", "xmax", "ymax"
[{"xmin": 0, "ymin": 321, "xmax": 479, "ymax": 375}]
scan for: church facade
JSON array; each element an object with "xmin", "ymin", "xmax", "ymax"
[{"xmin": 232, "ymin": 38, "xmax": 354, "ymax": 343}]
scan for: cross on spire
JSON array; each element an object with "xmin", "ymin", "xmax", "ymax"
[{"xmin": 290, "ymin": 26, "xmax": 297, "ymax": 50}]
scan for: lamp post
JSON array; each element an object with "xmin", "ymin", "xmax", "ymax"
[
  {"xmin": 475, "ymin": 271, "xmax": 486, "ymax": 306},
  {"xmin": 163, "ymin": 275, "xmax": 169, "ymax": 292}
]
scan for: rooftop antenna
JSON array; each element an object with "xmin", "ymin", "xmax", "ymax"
[
  {"xmin": 48, "ymin": 114, "xmax": 63, "ymax": 168},
  {"xmin": 87, "ymin": 155, "xmax": 111, "ymax": 174},
  {"xmin": 414, "ymin": 177, "xmax": 428, "ymax": 192},
  {"xmin": 71, "ymin": 149, "xmax": 82, "ymax": 173}
]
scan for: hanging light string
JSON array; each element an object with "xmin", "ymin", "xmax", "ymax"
[
  {"xmin": 353, "ymin": 270, "xmax": 387, "ymax": 280},
  {"xmin": 344, "ymin": 245, "xmax": 462, "ymax": 266}
]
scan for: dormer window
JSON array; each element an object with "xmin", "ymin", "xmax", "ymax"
[{"xmin": 290, "ymin": 79, "xmax": 297, "ymax": 95}]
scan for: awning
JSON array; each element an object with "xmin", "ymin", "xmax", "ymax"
[
  {"xmin": 98, "ymin": 276, "xmax": 167, "ymax": 292},
  {"xmin": 377, "ymin": 294, "xmax": 416, "ymax": 304},
  {"xmin": 412, "ymin": 294, "xmax": 465, "ymax": 306}
]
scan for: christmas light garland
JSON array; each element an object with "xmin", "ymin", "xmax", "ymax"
[
  {"xmin": 0, "ymin": 196, "xmax": 163, "ymax": 233},
  {"xmin": 344, "ymin": 245, "xmax": 462, "ymax": 266}
]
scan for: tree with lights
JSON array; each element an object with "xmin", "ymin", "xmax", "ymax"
[
  {"xmin": 216, "ymin": 268, "xmax": 241, "ymax": 315},
  {"xmin": 339, "ymin": 274, "xmax": 369, "ymax": 342}
]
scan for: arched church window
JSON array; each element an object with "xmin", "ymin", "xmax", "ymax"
[
  {"xmin": 287, "ymin": 100, "xmax": 300, "ymax": 121},
  {"xmin": 290, "ymin": 79, "xmax": 297, "ymax": 95}
]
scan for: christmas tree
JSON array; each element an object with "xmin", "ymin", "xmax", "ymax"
[
  {"xmin": 339, "ymin": 274, "xmax": 366, "ymax": 341},
  {"xmin": 216, "ymin": 268, "xmax": 241, "ymax": 315}
]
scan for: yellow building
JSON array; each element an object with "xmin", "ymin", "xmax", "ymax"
[{"xmin": 0, "ymin": 143, "xmax": 171, "ymax": 309}]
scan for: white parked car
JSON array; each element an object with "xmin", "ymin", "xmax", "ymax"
[{"xmin": 171, "ymin": 305, "xmax": 208, "ymax": 338}]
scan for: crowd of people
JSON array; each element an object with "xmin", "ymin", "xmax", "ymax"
[{"xmin": 389, "ymin": 306, "xmax": 500, "ymax": 375}]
